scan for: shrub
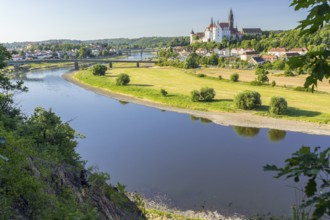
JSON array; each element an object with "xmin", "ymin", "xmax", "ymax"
[
  {"xmin": 160, "ymin": 89, "xmax": 168, "ymax": 96},
  {"xmin": 197, "ymin": 73, "xmax": 206, "ymax": 78},
  {"xmin": 250, "ymin": 81, "xmax": 263, "ymax": 86},
  {"xmin": 116, "ymin": 73, "xmax": 130, "ymax": 86},
  {"xmin": 234, "ymin": 90, "xmax": 261, "ymax": 110},
  {"xmin": 284, "ymin": 70, "xmax": 294, "ymax": 77},
  {"xmin": 191, "ymin": 87, "xmax": 216, "ymax": 102},
  {"xmin": 230, "ymin": 73, "xmax": 239, "ymax": 82},
  {"xmin": 271, "ymin": 81, "xmax": 276, "ymax": 87},
  {"xmin": 200, "ymin": 87, "xmax": 216, "ymax": 102},
  {"xmin": 294, "ymin": 86, "xmax": 313, "ymax": 92},
  {"xmin": 92, "ymin": 64, "xmax": 107, "ymax": 76},
  {"xmin": 218, "ymin": 75, "xmax": 222, "ymax": 80},
  {"xmin": 269, "ymin": 97, "xmax": 288, "ymax": 115},
  {"xmin": 256, "ymin": 73, "xmax": 269, "ymax": 83},
  {"xmin": 191, "ymin": 90, "xmax": 200, "ymax": 102}
]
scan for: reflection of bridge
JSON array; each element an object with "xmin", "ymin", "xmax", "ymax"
[
  {"xmin": 6, "ymin": 59, "xmax": 157, "ymax": 70},
  {"xmin": 118, "ymin": 48, "xmax": 159, "ymax": 57}
]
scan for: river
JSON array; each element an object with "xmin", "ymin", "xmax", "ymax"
[{"xmin": 15, "ymin": 68, "xmax": 329, "ymax": 218}]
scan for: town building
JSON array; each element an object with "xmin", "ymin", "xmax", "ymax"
[{"xmin": 190, "ymin": 9, "xmax": 261, "ymax": 44}]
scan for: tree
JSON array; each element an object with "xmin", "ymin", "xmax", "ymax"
[
  {"xmin": 77, "ymin": 46, "xmax": 92, "ymax": 58},
  {"xmin": 0, "ymin": 46, "xmax": 28, "ymax": 128},
  {"xmin": 208, "ymin": 54, "xmax": 219, "ymax": 66},
  {"xmin": 0, "ymin": 44, "xmax": 11, "ymax": 69},
  {"xmin": 191, "ymin": 87, "xmax": 216, "ymax": 102},
  {"xmin": 234, "ymin": 90, "xmax": 261, "ymax": 110},
  {"xmin": 269, "ymin": 97, "xmax": 288, "ymax": 115},
  {"xmin": 230, "ymin": 73, "xmax": 239, "ymax": 82},
  {"xmin": 184, "ymin": 53, "xmax": 199, "ymax": 69},
  {"xmin": 116, "ymin": 74, "xmax": 130, "ymax": 86},
  {"xmin": 264, "ymin": 147, "xmax": 330, "ymax": 219},
  {"xmin": 92, "ymin": 64, "xmax": 107, "ymax": 76},
  {"xmin": 288, "ymin": 0, "xmax": 330, "ymax": 91}
]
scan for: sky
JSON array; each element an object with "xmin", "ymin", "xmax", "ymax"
[{"xmin": 0, "ymin": 0, "xmax": 308, "ymax": 43}]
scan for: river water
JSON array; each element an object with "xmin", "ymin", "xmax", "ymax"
[{"xmin": 15, "ymin": 68, "xmax": 329, "ymax": 218}]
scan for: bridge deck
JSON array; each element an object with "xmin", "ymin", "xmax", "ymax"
[{"xmin": 6, "ymin": 59, "xmax": 158, "ymax": 65}]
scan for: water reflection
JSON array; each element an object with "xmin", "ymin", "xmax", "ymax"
[
  {"xmin": 268, "ymin": 129, "xmax": 287, "ymax": 142},
  {"xmin": 118, "ymin": 100, "xmax": 129, "ymax": 105},
  {"xmin": 232, "ymin": 126, "xmax": 260, "ymax": 138},
  {"xmin": 190, "ymin": 115, "xmax": 213, "ymax": 124}
]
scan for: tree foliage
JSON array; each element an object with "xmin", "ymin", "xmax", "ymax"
[
  {"xmin": 234, "ymin": 91, "xmax": 261, "ymax": 110},
  {"xmin": 264, "ymin": 146, "xmax": 330, "ymax": 219},
  {"xmin": 116, "ymin": 73, "xmax": 130, "ymax": 86},
  {"xmin": 230, "ymin": 73, "xmax": 239, "ymax": 82},
  {"xmin": 191, "ymin": 87, "xmax": 216, "ymax": 102},
  {"xmin": 0, "ymin": 44, "xmax": 11, "ymax": 69},
  {"xmin": 287, "ymin": 0, "xmax": 330, "ymax": 91},
  {"xmin": 269, "ymin": 97, "xmax": 288, "ymax": 115},
  {"xmin": 92, "ymin": 64, "xmax": 107, "ymax": 76}
]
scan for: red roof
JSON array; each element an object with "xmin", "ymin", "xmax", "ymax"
[{"xmin": 219, "ymin": 23, "xmax": 229, "ymax": 29}]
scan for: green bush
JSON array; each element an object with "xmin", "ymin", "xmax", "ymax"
[
  {"xmin": 191, "ymin": 87, "xmax": 216, "ymax": 102},
  {"xmin": 230, "ymin": 73, "xmax": 239, "ymax": 82},
  {"xmin": 200, "ymin": 87, "xmax": 216, "ymax": 101},
  {"xmin": 218, "ymin": 75, "xmax": 222, "ymax": 80},
  {"xmin": 191, "ymin": 90, "xmax": 200, "ymax": 102},
  {"xmin": 250, "ymin": 81, "xmax": 263, "ymax": 86},
  {"xmin": 294, "ymin": 86, "xmax": 313, "ymax": 92},
  {"xmin": 197, "ymin": 73, "xmax": 206, "ymax": 78},
  {"xmin": 269, "ymin": 97, "xmax": 288, "ymax": 115},
  {"xmin": 284, "ymin": 70, "xmax": 294, "ymax": 77},
  {"xmin": 92, "ymin": 64, "xmax": 107, "ymax": 76},
  {"xmin": 271, "ymin": 81, "xmax": 276, "ymax": 87},
  {"xmin": 160, "ymin": 89, "xmax": 168, "ymax": 96},
  {"xmin": 116, "ymin": 73, "xmax": 130, "ymax": 86},
  {"xmin": 256, "ymin": 73, "xmax": 269, "ymax": 83},
  {"xmin": 234, "ymin": 90, "xmax": 261, "ymax": 110}
]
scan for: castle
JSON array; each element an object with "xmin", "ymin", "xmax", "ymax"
[{"xmin": 190, "ymin": 9, "xmax": 262, "ymax": 44}]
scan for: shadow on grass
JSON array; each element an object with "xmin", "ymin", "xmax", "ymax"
[
  {"xmin": 286, "ymin": 107, "xmax": 321, "ymax": 117},
  {"xmin": 254, "ymin": 105, "xmax": 270, "ymax": 112},
  {"xmin": 129, "ymin": 84, "xmax": 153, "ymax": 87},
  {"xmin": 201, "ymin": 98, "xmax": 233, "ymax": 103},
  {"xmin": 254, "ymin": 105, "xmax": 321, "ymax": 118},
  {"xmin": 165, "ymin": 95, "xmax": 175, "ymax": 98}
]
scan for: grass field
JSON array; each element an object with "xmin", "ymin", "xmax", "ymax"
[{"xmin": 74, "ymin": 66, "xmax": 330, "ymax": 124}]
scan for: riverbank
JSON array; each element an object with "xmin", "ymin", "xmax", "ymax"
[{"xmin": 64, "ymin": 70, "xmax": 330, "ymax": 136}]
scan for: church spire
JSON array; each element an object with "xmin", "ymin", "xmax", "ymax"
[{"xmin": 229, "ymin": 8, "xmax": 234, "ymax": 30}]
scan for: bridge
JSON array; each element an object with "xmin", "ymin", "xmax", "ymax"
[
  {"xmin": 118, "ymin": 48, "xmax": 159, "ymax": 57},
  {"xmin": 6, "ymin": 59, "xmax": 158, "ymax": 70}
]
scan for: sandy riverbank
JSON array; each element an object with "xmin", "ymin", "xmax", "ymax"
[{"xmin": 63, "ymin": 71, "xmax": 330, "ymax": 136}]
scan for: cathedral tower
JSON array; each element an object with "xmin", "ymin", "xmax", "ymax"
[{"xmin": 229, "ymin": 9, "xmax": 234, "ymax": 30}]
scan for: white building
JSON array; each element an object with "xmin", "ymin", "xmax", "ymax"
[{"xmin": 190, "ymin": 9, "xmax": 261, "ymax": 45}]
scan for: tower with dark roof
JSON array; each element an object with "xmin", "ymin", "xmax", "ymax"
[{"xmin": 229, "ymin": 9, "xmax": 234, "ymax": 30}]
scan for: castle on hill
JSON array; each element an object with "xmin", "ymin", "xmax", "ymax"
[{"xmin": 190, "ymin": 9, "xmax": 262, "ymax": 44}]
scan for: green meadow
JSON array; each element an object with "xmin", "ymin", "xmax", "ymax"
[{"xmin": 74, "ymin": 66, "xmax": 330, "ymax": 124}]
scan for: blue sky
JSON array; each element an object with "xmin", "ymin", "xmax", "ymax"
[{"xmin": 1, "ymin": 0, "xmax": 308, "ymax": 43}]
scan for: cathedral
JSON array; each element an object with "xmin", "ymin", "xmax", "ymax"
[{"xmin": 190, "ymin": 9, "xmax": 261, "ymax": 44}]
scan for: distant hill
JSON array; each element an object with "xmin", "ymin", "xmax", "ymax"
[{"xmin": 3, "ymin": 36, "xmax": 190, "ymax": 49}]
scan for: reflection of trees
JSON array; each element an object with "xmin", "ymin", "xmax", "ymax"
[
  {"xmin": 200, "ymin": 118, "xmax": 212, "ymax": 124},
  {"xmin": 190, "ymin": 115, "xmax": 199, "ymax": 121},
  {"xmin": 268, "ymin": 129, "xmax": 286, "ymax": 142},
  {"xmin": 190, "ymin": 115, "xmax": 212, "ymax": 124},
  {"xmin": 118, "ymin": 100, "xmax": 129, "ymax": 105},
  {"xmin": 233, "ymin": 126, "xmax": 260, "ymax": 138}
]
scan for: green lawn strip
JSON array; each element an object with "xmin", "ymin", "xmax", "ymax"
[{"xmin": 74, "ymin": 67, "xmax": 330, "ymax": 124}]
